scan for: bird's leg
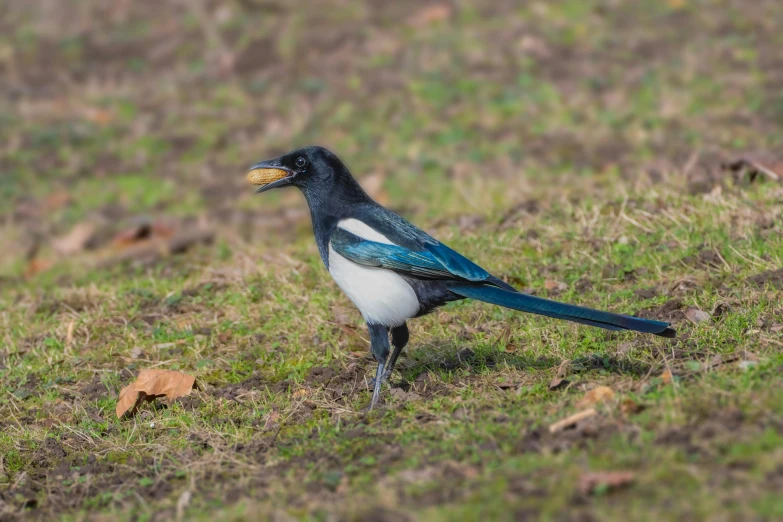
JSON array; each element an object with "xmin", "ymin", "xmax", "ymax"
[
  {"xmin": 384, "ymin": 323, "xmax": 409, "ymax": 381},
  {"xmin": 370, "ymin": 360, "xmax": 385, "ymax": 410},
  {"xmin": 367, "ymin": 323, "xmax": 390, "ymax": 410}
]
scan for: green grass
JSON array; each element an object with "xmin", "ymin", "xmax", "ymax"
[{"xmin": 1, "ymin": 0, "xmax": 783, "ymax": 520}]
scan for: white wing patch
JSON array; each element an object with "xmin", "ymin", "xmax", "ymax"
[
  {"xmin": 336, "ymin": 218, "xmax": 395, "ymax": 244},
  {"xmin": 328, "ymin": 218, "xmax": 419, "ymax": 326}
]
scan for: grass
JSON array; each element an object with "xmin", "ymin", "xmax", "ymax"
[{"xmin": 1, "ymin": 0, "xmax": 783, "ymax": 520}]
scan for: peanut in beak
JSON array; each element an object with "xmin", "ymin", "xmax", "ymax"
[{"xmin": 246, "ymin": 168, "xmax": 289, "ymax": 186}]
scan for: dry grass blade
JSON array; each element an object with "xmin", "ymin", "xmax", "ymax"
[{"xmin": 549, "ymin": 408, "xmax": 597, "ymax": 433}]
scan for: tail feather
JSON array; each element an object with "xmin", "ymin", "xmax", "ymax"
[{"xmin": 449, "ymin": 283, "xmax": 676, "ymax": 338}]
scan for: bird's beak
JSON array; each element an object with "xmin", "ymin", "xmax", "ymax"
[{"xmin": 246, "ymin": 160, "xmax": 295, "ymax": 193}]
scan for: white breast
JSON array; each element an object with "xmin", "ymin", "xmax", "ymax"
[{"xmin": 328, "ymin": 219, "xmax": 419, "ymax": 327}]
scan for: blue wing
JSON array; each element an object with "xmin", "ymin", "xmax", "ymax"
[
  {"xmin": 330, "ymin": 228, "xmax": 490, "ymax": 282},
  {"xmin": 423, "ymin": 242, "xmax": 490, "ymax": 281}
]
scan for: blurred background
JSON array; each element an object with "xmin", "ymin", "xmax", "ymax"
[
  {"xmin": 3, "ymin": 2, "xmax": 783, "ymax": 519},
  {"xmin": 1, "ymin": 0, "xmax": 781, "ymax": 280}
]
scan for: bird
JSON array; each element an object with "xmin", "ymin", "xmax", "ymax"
[{"xmin": 246, "ymin": 146, "xmax": 675, "ymax": 409}]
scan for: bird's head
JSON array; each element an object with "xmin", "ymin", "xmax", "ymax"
[{"xmin": 246, "ymin": 146, "xmax": 347, "ymax": 194}]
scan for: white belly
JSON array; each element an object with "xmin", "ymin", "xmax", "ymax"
[{"xmin": 328, "ymin": 243, "xmax": 419, "ymax": 326}]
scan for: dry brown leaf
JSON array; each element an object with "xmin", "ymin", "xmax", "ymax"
[
  {"xmin": 549, "ymin": 408, "xmax": 597, "ymax": 433},
  {"xmin": 408, "ymin": 4, "xmax": 452, "ymax": 26},
  {"xmin": 579, "ymin": 470, "xmax": 635, "ymax": 495},
  {"xmin": 111, "ymin": 220, "xmax": 175, "ymax": 248},
  {"xmin": 548, "ymin": 377, "xmax": 569, "ymax": 390},
  {"xmin": 52, "ymin": 222, "xmax": 97, "ymax": 256},
  {"xmin": 24, "ymin": 258, "xmax": 53, "ymax": 278},
  {"xmin": 549, "ymin": 359, "xmax": 571, "ymax": 390},
  {"xmin": 44, "ymin": 191, "xmax": 72, "ymax": 211},
  {"xmin": 83, "ymin": 107, "xmax": 114, "ymax": 126},
  {"xmin": 619, "ymin": 398, "xmax": 645, "ymax": 415},
  {"xmin": 614, "ymin": 342, "xmax": 633, "ymax": 357},
  {"xmin": 576, "ymin": 386, "xmax": 616, "ymax": 408},
  {"xmin": 685, "ymin": 308, "xmax": 711, "ymax": 324},
  {"xmin": 292, "ymin": 388, "xmax": 310, "ymax": 399},
  {"xmin": 544, "ymin": 279, "xmax": 567, "ymax": 292},
  {"xmin": 116, "ymin": 369, "xmax": 196, "ymax": 418},
  {"xmin": 98, "ymin": 228, "xmax": 213, "ymax": 269},
  {"xmin": 263, "ymin": 410, "xmax": 280, "ymax": 430},
  {"xmin": 661, "ymin": 369, "xmax": 673, "ymax": 385}
]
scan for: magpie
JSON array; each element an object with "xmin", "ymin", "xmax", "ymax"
[{"xmin": 247, "ymin": 146, "xmax": 675, "ymax": 409}]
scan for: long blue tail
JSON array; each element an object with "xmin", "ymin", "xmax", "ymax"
[{"xmin": 448, "ymin": 283, "xmax": 676, "ymax": 338}]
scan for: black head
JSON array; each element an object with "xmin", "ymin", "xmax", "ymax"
[{"xmin": 246, "ymin": 146, "xmax": 351, "ymax": 194}]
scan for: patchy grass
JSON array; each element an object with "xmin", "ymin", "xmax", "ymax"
[{"xmin": 1, "ymin": 0, "xmax": 783, "ymax": 520}]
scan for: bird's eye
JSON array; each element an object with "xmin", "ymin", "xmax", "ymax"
[{"xmin": 295, "ymin": 157, "xmax": 307, "ymax": 168}]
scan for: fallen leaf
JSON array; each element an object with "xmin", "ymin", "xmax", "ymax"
[
  {"xmin": 111, "ymin": 219, "xmax": 174, "ymax": 248},
  {"xmin": 549, "ymin": 359, "xmax": 571, "ymax": 390},
  {"xmin": 614, "ymin": 342, "xmax": 633, "ymax": 357},
  {"xmin": 725, "ymin": 156, "xmax": 781, "ymax": 183},
  {"xmin": 116, "ymin": 369, "xmax": 197, "ymax": 418},
  {"xmin": 619, "ymin": 398, "xmax": 645, "ymax": 415},
  {"xmin": 24, "ymin": 258, "xmax": 53, "ymax": 278},
  {"xmin": 98, "ymin": 228, "xmax": 213, "ymax": 268},
  {"xmin": 83, "ymin": 107, "xmax": 114, "ymax": 126},
  {"xmin": 549, "ymin": 408, "xmax": 597, "ymax": 433},
  {"xmin": 685, "ymin": 308, "xmax": 711, "ymax": 324},
  {"xmin": 44, "ymin": 191, "xmax": 72, "ymax": 211},
  {"xmin": 544, "ymin": 279, "xmax": 567, "ymax": 292},
  {"xmin": 548, "ymin": 377, "xmax": 569, "ymax": 390},
  {"xmin": 52, "ymin": 222, "xmax": 97, "ymax": 256},
  {"xmin": 661, "ymin": 369, "xmax": 673, "ymax": 385},
  {"xmin": 390, "ymin": 388, "xmax": 422, "ymax": 401},
  {"xmin": 463, "ymin": 325, "xmax": 480, "ymax": 335},
  {"xmin": 711, "ymin": 302, "xmax": 730, "ymax": 319},
  {"xmin": 292, "ymin": 388, "xmax": 310, "ymax": 399},
  {"xmin": 579, "ymin": 470, "xmax": 635, "ymax": 495},
  {"xmin": 576, "ymin": 386, "xmax": 615, "ymax": 408},
  {"xmin": 770, "ymin": 324, "xmax": 783, "ymax": 333},
  {"xmin": 263, "ymin": 410, "xmax": 280, "ymax": 430},
  {"xmin": 408, "ymin": 4, "xmax": 452, "ymax": 27}
]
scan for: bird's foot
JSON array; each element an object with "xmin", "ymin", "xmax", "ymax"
[{"xmin": 368, "ymin": 369, "xmax": 394, "ymax": 389}]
